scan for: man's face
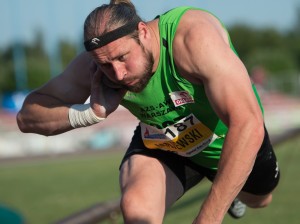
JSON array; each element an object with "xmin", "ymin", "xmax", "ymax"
[{"xmin": 92, "ymin": 36, "xmax": 154, "ymax": 93}]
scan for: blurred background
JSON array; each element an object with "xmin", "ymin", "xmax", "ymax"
[{"xmin": 0, "ymin": 0, "xmax": 300, "ymax": 223}]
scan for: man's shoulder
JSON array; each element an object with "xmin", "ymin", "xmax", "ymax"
[
  {"xmin": 159, "ymin": 6, "xmax": 193, "ymax": 23},
  {"xmin": 175, "ymin": 8, "xmax": 225, "ymax": 39}
]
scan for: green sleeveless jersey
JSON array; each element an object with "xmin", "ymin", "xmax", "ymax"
[{"xmin": 121, "ymin": 6, "xmax": 263, "ymax": 169}]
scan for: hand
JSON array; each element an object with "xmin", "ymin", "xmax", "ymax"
[{"xmin": 89, "ymin": 62, "xmax": 127, "ymax": 118}]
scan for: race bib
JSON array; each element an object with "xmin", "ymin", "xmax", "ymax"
[{"xmin": 141, "ymin": 114, "xmax": 218, "ymax": 157}]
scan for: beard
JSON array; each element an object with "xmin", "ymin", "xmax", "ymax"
[{"xmin": 124, "ymin": 46, "xmax": 154, "ymax": 93}]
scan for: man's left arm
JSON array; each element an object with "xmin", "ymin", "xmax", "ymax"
[
  {"xmin": 173, "ymin": 10, "xmax": 265, "ymax": 224},
  {"xmin": 195, "ymin": 32, "xmax": 264, "ymax": 223}
]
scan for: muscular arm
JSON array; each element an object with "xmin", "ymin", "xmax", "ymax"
[
  {"xmin": 173, "ymin": 10, "xmax": 264, "ymax": 223},
  {"xmin": 17, "ymin": 51, "xmax": 127, "ymax": 136},
  {"xmin": 17, "ymin": 52, "xmax": 94, "ymax": 136}
]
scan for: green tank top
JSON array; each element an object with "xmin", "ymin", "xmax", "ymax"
[{"xmin": 121, "ymin": 6, "xmax": 263, "ymax": 169}]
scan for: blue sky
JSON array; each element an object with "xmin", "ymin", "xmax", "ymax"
[{"xmin": 0, "ymin": 0, "xmax": 299, "ymax": 51}]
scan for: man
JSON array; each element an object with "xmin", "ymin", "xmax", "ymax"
[{"xmin": 17, "ymin": 1, "xmax": 280, "ymax": 223}]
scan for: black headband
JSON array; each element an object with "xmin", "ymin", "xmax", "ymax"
[{"xmin": 84, "ymin": 18, "xmax": 141, "ymax": 51}]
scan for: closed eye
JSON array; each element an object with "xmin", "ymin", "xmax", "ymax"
[{"xmin": 117, "ymin": 54, "xmax": 127, "ymax": 62}]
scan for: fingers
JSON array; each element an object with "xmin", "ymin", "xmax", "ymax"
[
  {"xmin": 116, "ymin": 88, "xmax": 128, "ymax": 98},
  {"xmin": 89, "ymin": 61, "xmax": 124, "ymax": 91},
  {"xmin": 92, "ymin": 66, "xmax": 104, "ymax": 84},
  {"xmin": 102, "ymin": 75, "xmax": 125, "ymax": 89},
  {"xmin": 89, "ymin": 60, "xmax": 97, "ymax": 74},
  {"xmin": 89, "ymin": 61, "xmax": 97, "ymax": 81}
]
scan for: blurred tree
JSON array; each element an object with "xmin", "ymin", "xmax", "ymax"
[
  {"xmin": 256, "ymin": 28, "xmax": 286, "ymax": 51},
  {"xmin": 285, "ymin": 5, "xmax": 300, "ymax": 70},
  {"xmin": 229, "ymin": 25, "xmax": 299, "ymax": 76},
  {"xmin": 25, "ymin": 31, "xmax": 45, "ymax": 58},
  {"xmin": 228, "ymin": 24, "xmax": 258, "ymax": 60},
  {"xmin": 294, "ymin": 6, "xmax": 300, "ymax": 34},
  {"xmin": 245, "ymin": 49, "xmax": 297, "ymax": 75},
  {"xmin": 25, "ymin": 30, "xmax": 51, "ymax": 90},
  {"xmin": 286, "ymin": 32, "xmax": 300, "ymax": 70},
  {"xmin": 60, "ymin": 40, "xmax": 77, "ymax": 68},
  {"xmin": 0, "ymin": 47, "xmax": 16, "ymax": 91}
]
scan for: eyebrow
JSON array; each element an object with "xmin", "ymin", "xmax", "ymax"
[
  {"xmin": 112, "ymin": 52, "xmax": 128, "ymax": 61},
  {"xmin": 96, "ymin": 53, "xmax": 127, "ymax": 67}
]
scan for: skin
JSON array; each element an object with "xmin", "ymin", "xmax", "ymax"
[{"xmin": 17, "ymin": 9, "xmax": 272, "ymax": 224}]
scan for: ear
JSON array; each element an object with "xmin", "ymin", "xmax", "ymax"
[{"xmin": 137, "ymin": 22, "xmax": 150, "ymax": 40}]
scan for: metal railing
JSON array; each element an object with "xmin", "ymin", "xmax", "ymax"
[
  {"xmin": 55, "ymin": 199, "xmax": 121, "ymax": 224},
  {"xmin": 55, "ymin": 127, "xmax": 300, "ymax": 224}
]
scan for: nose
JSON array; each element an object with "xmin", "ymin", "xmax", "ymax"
[{"xmin": 112, "ymin": 62, "xmax": 126, "ymax": 81}]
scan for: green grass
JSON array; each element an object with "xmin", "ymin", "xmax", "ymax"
[
  {"xmin": 165, "ymin": 136, "xmax": 300, "ymax": 224},
  {"xmin": 0, "ymin": 152, "xmax": 123, "ymax": 224},
  {"xmin": 0, "ymin": 136, "xmax": 300, "ymax": 224}
]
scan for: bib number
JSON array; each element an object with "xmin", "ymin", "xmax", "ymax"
[{"xmin": 141, "ymin": 114, "xmax": 218, "ymax": 157}]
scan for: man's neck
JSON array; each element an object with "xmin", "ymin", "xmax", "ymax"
[{"xmin": 147, "ymin": 19, "xmax": 160, "ymax": 73}]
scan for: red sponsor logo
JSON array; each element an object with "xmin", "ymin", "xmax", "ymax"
[{"xmin": 173, "ymin": 91, "xmax": 194, "ymax": 106}]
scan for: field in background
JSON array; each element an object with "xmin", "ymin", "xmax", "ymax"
[
  {"xmin": 167, "ymin": 135, "xmax": 300, "ymax": 224},
  {"xmin": 0, "ymin": 137, "xmax": 299, "ymax": 224}
]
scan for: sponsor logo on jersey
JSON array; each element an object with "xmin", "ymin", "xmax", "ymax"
[
  {"xmin": 144, "ymin": 128, "xmax": 168, "ymax": 139},
  {"xmin": 169, "ymin": 91, "xmax": 194, "ymax": 107}
]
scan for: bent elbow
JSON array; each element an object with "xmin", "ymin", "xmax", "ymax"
[
  {"xmin": 255, "ymin": 114, "xmax": 265, "ymax": 137},
  {"xmin": 16, "ymin": 111, "xmax": 43, "ymax": 135},
  {"xmin": 16, "ymin": 111, "xmax": 68, "ymax": 137},
  {"xmin": 16, "ymin": 111, "xmax": 31, "ymax": 133},
  {"xmin": 249, "ymin": 118, "xmax": 265, "ymax": 151}
]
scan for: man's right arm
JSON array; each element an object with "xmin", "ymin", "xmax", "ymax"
[{"xmin": 17, "ymin": 52, "xmax": 95, "ymax": 136}]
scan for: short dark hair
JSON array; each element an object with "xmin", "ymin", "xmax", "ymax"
[{"xmin": 83, "ymin": 1, "xmax": 143, "ymax": 42}]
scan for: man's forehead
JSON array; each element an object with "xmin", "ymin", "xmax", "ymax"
[
  {"xmin": 84, "ymin": 18, "xmax": 141, "ymax": 51},
  {"xmin": 92, "ymin": 36, "xmax": 132, "ymax": 61}
]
